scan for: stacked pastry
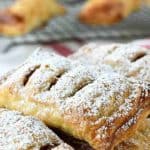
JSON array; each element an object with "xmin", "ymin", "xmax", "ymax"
[{"xmin": 0, "ymin": 43, "xmax": 149, "ymax": 150}]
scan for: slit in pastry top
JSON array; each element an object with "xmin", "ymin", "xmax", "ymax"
[{"xmin": 70, "ymin": 43, "xmax": 150, "ymax": 82}]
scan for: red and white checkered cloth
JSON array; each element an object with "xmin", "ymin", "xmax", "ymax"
[{"xmin": 0, "ymin": 39, "xmax": 150, "ymax": 76}]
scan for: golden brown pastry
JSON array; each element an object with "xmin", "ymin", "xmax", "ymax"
[
  {"xmin": 79, "ymin": 0, "xmax": 141, "ymax": 25},
  {"xmin": 65, "ymin": 118, "xmax": 150, "ymax": 150},
  {"xmin": 71, "ymin": 42, "xmax": 150, "ymax": 150},
  {"xmin": 0, "ymin": 0, "xmax": 65, "ymax": 36},
  {"xmin": 0, "ymin": 108, "xmax": 73, "ymax": 150},
  {"xmin": 0, "ymin": 49, "xmax": 149, "ymax": 150},
  {"xmin": 71, "ymin": 43, "xmax": 150, "ymax": 150},
  {"xmin": 115, "ymin": 118, "xmax": 150, "ymax": 150},
  {"xmin": 55, "ymin": 117, "xmax": 149, "ymax": 150},
  {"xmin": 70, "ymin": 43, "xmax": 150, "ymax": 82}
]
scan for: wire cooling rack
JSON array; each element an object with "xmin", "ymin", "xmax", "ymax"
[{"xmin": 0, "ymin": 0, "xmax": 150, "ymax": 45}]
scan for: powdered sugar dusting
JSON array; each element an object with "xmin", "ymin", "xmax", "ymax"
[
  {"xmin": 115, "ymin": 118, "xmax": 150, "ymax": 150},
  {"xmin": 0, "ymin": 109, "xmax": 63, "ymax": 150},
  {"xmin": 28, "ymin": 48, "xmax": 71, "ymax": 72},
  {"xmin": 49, "ymin": 64, "xmax": 100, "ymax": 99},
  {"xmin": 104, "ymin": 44, "xmax": 150, "ymax": 81},
  {"xmin": 71, "ymin": 43, "xmax": 150, "ymax": 82}
]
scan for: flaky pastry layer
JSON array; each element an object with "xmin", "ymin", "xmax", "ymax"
[{"xmin": 115, "ymin": 118, "xmax": 150, "ymax": 150}]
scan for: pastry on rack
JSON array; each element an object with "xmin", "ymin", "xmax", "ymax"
[
  {"xmin": 70, "ymin": 43, "xmax": 150, "ymax": 82},
  {"xmin": 0, "ymin": 0, "xmax": 65, "ymax": 36},
  {"xmin": 79, "ymin": 0, "xmax": 141, "ymax": 25},
  {"xmin": 0, "ymin": 108, "xmax": 73, "ymax": 150},
  {"xmin": 0, "ymin": 49, "xmax": 149, "ymax": 150}
]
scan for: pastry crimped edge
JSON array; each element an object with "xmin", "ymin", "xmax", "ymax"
[
  {"xmin": 0, "ymin": 0, "xmax": 65, "ymax": 36},
  {"xmin": 0, "ymin": 49, "xmax": 149, "ymax": 150}
]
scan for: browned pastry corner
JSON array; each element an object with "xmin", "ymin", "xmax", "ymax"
[
  {"xmin": 70, "ymin": 43, "xmax": 150, "ymax": 82},
  {"xmin": 0, "ymin": 0, "xmax": 65, "ymax": 36},
  {"xmin": 115, "ymin": 118, "xmax": 150, "ymax": 150},
  {"xmin": 0, "ymin": 108, "xmax": 73, "ymax": 150},
  {"xmin": 63, "ymin": 118, "xmax": 150, "ymax": 150},
  {"xmin": 0, "ymin": 49, "xmax": 149, "ymax": 150},
  {"xmin": 79, "ymin": 0, "xmax": 141, "ymax": 25}
]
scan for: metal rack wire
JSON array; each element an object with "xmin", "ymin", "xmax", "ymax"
[{"xmin": 0, "ymin": 0, "xmax": 150, "ymax": 44}]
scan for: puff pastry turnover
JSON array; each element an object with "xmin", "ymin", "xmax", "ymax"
[
  {"xmin": 71, "ymin": 43, "xmax": 150, "ymax": 82},
  {"xmin": 79, "ymin": 0, "xmax": 141, "ymax": 25},
  {"xmin": 71, "ymin": 42, "xmax": 150, "ymax": 150},
  {"xmin": 0, "ymin": 49, "xmax": 149, "ymax": 150},
  {"xmin": 0, "ymin": 108, "xmax": 73, "ymax": 150},
  {"xmin": 0, "ymin": 0, "xmax": 65, "ymax": 36}
]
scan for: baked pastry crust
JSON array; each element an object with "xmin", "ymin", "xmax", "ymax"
[
  {"xmin": 0, "ymin": 108, "xmax": 73, "ymax": 150},
  {"xmin": 115, "ymin": 118, "xmax": 150, "ymax": 150},
  {"xmin": 70, "ymin": 43, "xmax": 150, "ymax": 82},
  {"xmin": 65, "ymin": 118, "xmax": 150, "ymax": 150},
  {"xmin": 79, "ymin": 0, "xmax": 141, "ymax": 25},
  {"xmin": 0, "ymin": 49, "xmax": 149, "ymax": 150},
  {"xmin": 0, "ymin": 0, "xmax": 65, "ymax": 36}
]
